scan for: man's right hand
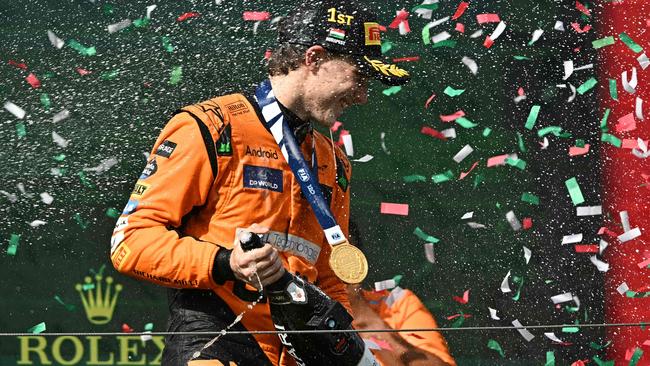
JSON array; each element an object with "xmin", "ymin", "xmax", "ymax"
[{"xmin": 229, "ymin": 224, "xmax": 286, "ymax": 289}]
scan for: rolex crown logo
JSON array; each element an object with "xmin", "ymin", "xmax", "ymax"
[{"xmin": 75, "ymin": 275, "xmax": 122, "ymax": 325}]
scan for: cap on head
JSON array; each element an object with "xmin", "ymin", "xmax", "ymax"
[{"xmin": 278, "ymin": 0, "xmax": 410, "ymax": 86}]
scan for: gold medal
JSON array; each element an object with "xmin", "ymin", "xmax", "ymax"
[{"xmin": 329, "ymin": 242, "xmax": 368, "ymax": 284}]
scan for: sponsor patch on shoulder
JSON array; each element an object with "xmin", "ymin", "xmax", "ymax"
[
  {"xmin": 156, "ymin": 140, "xmax": 177, "ymax": 158},
  {"xmin": 139, "ymin": 158, "xmax": 158, "ymax": 180},
  {"xmin": 131, "ymin": 181, "xmax": 150, "ymax": 198},
  {"xmin": 243, "ymin": 165, "xmax": 283, "ymax": 192},
  {"xmin": 122, "ymin": 199, "xmax": 138, "ymax": 215}
]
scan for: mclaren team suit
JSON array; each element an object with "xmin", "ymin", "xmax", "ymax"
[{"xmin": 110, "ymin": 92, "xmax": 353, "ymax": 365}]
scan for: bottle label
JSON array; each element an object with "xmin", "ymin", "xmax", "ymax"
[
  {"xmin": 286, "ymin": 281, "xmax": 307, "ymax": 304},
  {"xmin": 275, "ymin": 324, "xmax": 307, "ymax": 366}
]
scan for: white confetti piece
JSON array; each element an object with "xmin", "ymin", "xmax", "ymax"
[
  {"xmin": 616, "ymin": 282, "xmax": 629, "ymax": 295},
  {"xmin": 380, "ymin": 132, "xmax": 390, "ymax": 155},
  {"xmin": 563, "ymin": 61, "xmax": 574, "ymax": 80},
  {"xmin": 554, "ymin": 21, "xmax": 565, "ymax": 31},
  {"xmin": 84, "ymin": 157, "xmax": 119, "ymax": 174},
  {"xmin": 52, "ymin": 109, "xmax": 70, "ymax": 123},
  {"xmin": 544, "ymin": 333, "xmax": 566, "ymax": 343},
  {"xmin": 551, "ymin": 292, "xmax": 573, "ymax": 304},
  {"xmin": 576, "ymin": 206, "xmax": 602, "ymax": 216},
  {"xmin": 470, "ymin": 30, "xmax": 483, "ymax": 38},
  {"xmin": 29, "ymin": 220, "xmax": 47, "ymax": 227},
  {"xmin": 638, "ymin": 53, "xmax": 650, "ymax": 70},
  {"xmin": 0, "ymin": 190, "xmax": 18, "ymax": 203},
  {"xmin": 40, "ymin": 192, "xmax": 54, "ymax": 205},
  {"xmin": 540, "ymin": 137, "xmax": 549, "ymax": 149},
  {"xmin": 47, "ymin": 30, "xmax": 65, "ymax": 49},
  {"xmin": 17, "ymin": 183, "xmax": 26, "ymax": 195},
  {"xmin": 462, "ymin": 56, "xmax": 478, "ymax": 75},
  {"xmin": 636, "ymin": 97, "xmax": 644, "ymax": 121},
  {"xmin": 590, "ymin": 256, "xmax": 610, "ymax": 272},
  {"xmin": 599, "ymin": 239, "xmax": 609, "ymax": 255},
  {"xmin": 467, "ymin": 222, "xmax": 486, "ymax": 229},
  {"xmin": 431, "ymin": 31, "xmax": 451, "ymax": 44},
  {"xmin": 500, "ymin": 270, "xmax": 512, "ymax": 293},
  {"xmin": 453, "ymin": 144, "xmax": 474, "ymax": 163},
  {"xmin": 424, "ymin": 243, "xmax": 435, "ymax": 263},
  {"xmin": 253, "ymin": 21, "xmax": 261, "ymax": 35},
  {"xmin": 342, "ymin": 134, "xmax": 353, "ymax": 156},
  {"xmin": 512, "ymin": 320, "xmax": 535, "ymax": 341},
  {"xmin": 618, "ymin": 228, "xmax": 641, "ymax": 243},
  {"xmin": 374, "ymin": 279, "xmax": 396, "ymax": 291},
  {"xmin": 490, "ymin": 22, "xmax": 507, "ymax": 41},
  {"xmin": 561, "ymin": 233, "xmax": 582, "ymax": 244},
  {"xmin": 4, "ymin": 101, "xmax": 26, "ymax": 119},
  {"xmin": 622, "ymin": 67, "xmax": 638, "ymax": 94},
  {"xmin": 523, "ymin": 246, "xmax": 531, "ymax": 264},
  {"xmin": 488, "ymin": 307, "xmax": 500, "ymax": 320},
  {"xmin": 620, "ymin": 211, "xmax": 631, "ymax": 232},
  {"xmin": 52, "ymin": 131, "xmax": 69, "ymax": 148},
  {"xmin": 50, "ymin": 168, "xmax": 63, "ymax": 177},
  {"xmin": 146, "ymin": 5, "xmax": 157, "ymax": 19},
  {"xmin": 353, "ymin": 154, "xmax": 373, "ymax": 163},
  {"xmin": 567, "ymin": 83, "xmax": 577, "ymax": 102},
  {"xmin": 441, "ymin": 128, "xmax": 456, "ymax": 138},
  {"xmin": 529, "ymin": 29, "xmax": 543, "ymax": 45},
  {"xmin": 574, "ymin": 63, "xmax": 593, "ymax": 71},
  {"xmin": 398, "ymin": 18, "xmax": 409, "ymax": 36},
  {"xmin": 270, "ymin": 16, "xmax": 282, "ymax": 24},
  {"xmin": 413, "ymin": 0, "xmax": 438, "ymax": 19},
  {"xmin": 461, "ymin": 211, "xmax": 474, "ymax": 220},
  {"xmin": 506, "ymin": 211, "xmax": 521, "ymax": 231},
  {"xmin": 108, "ymin": 19, "xmax": 132, "ymax": 33}
]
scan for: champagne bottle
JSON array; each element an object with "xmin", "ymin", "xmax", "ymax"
[{"xmin": 239, "ymin": 231, "xmax": 378, "ymax": 366}]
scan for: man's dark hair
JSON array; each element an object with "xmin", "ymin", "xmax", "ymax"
[{"xmin": 267, "ymin": 43, "xmax": 310, "ymax": 76}]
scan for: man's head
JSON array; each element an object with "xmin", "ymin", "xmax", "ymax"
[{"xmin": 268, "ymin": 0, "xmax": 410, "ymax": 127}]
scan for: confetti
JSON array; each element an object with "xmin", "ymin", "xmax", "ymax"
[
  {"xmin": 25, "ymin": 73, "xmax": 41, "ymax": 89},
  {"xmin": 455, "ymin": 117, "xmax": 478, "ymax": 128},
  {"xmin": 459, "ymin": 161, "xmax": 479, "ymax": 180},
  {"xmin": 576, "ymin": 78, "xmax": 597, "ymax": 95},
  {"xmin": 506, "ymin": 211, "xmax": 522, "ymax": 231},
  {"xmin": 7, "ymin": 234, "xmax": 20, "ymax": 256},
  {"xmin": 28, "ymin": 220, "xmax": 47, "ymax": 227},
  {"xmin": 243, "ymin": 11, "xmax": 270, "ymax": 21},
  {"xmin": 565, "ymin": 177, "xmax": 585, "ymax": 205},
  {"xmin": 440, "ymin": 110, "xmax": 465, "ymax": 122},
  {"xmin": 487, "ymin": 339, "xmax": 505, "ymax": 357},
  {"xmin": 500, "ymin": 270, "xmax": 512, "ymax": 293},
  {"xmin": 177, "ymin": 12, "xmax": 200, "ymax": 22},
  {"xmin": 618, "ymin": 228, "xmax": 641, "ymax": 242},
  {"xmin": 452, "ymin": 290, "xmax": 470, "ymax": 304},
  {"xmin": 576, "ymin": 205, "xmax": 602, "ymax": 216},
  {"xmin": 353, "ymin": 155, "xmax": 373, "ymax": 163},
  {"xmin": 488, "ymin": 307, "xmax": 501, "ymax": 320},
  {"xmin": 523, "ymin": 246, "xmax": 531, "ymax": 264},
  {"xmin": 380, "ymin": 202, "xmax": 409, "ymax": 216},
  {"xmin": 512, "ymin": 319, "xmax": 535, "ymax": 341},
  {"xmin": 374, "ymin": 279, "xmax": 396, "ymax": 291},
  {"xmin": 622, "ymin": 67, "xmax": 638, "ymax": 93},
  {"xmin": 590, "ymin": 256, "xmax": 609, "ymax": 272},
  {"xmin": 54, "ymin": 295, "xmax": 76, "ymax": 311},
  {"xmin": 528, "ymin": 29, "xmax": 543, "ymax": 45},
  {"xmin": 615, "ymin": 113, "xmax": 636, "ymax": 133},
  {"xmin": 477, "ymin": 14, "xmax": 500, "ymax": 24},
  {"xmin": 452, "ymin": 145, "xmax": 474, "ymax": 163},
  {"xmin": 554, "ymin": 21, "xmax": 565, "ymax": 31},
  {"xmin": 424, "ymin": 243, "xmax": 435, "ymax": 263},
  {"xmin": 403, "ymin": 175, "xmax": 427, "ymax": 183},
  {"xmin": 52, "ymin": 109, "xmax": 70, "ymax": 123},
  {"xmin": 382, "ymin": 86, "xmax": 402, "ymax": 96},
  {"xmin": 569, "ymin": 144, "xmax": 590, "ymax": 157},
  {"xmin": 619, "ymin": 32, "xmax": 643, "ymax": 53},
  {"xmin": 47, "ymin": 30, "xmax": 64, "ymax": 49},
  {"xmin": 521, "ymin": 192, "xmax": 539, "ymax": 205},
  {"xmin": 28, "ymin": 322, "xmax": 46, "ymax": 334},
  {"xmin": 432, "ymin": 170, "xmax": 454, "ymax": 183},
  {"xmin": 592, "ymin": 36, "xmax": 615, "ymax": 49},
  {"xmin": 420, "ymin": 126, "xmax": 447, "ymax": 140},
  {"xmin": 67, "ymin": 39, "xmax": 96, "ymax": 56},
  {"xmin": 525, "ymin": 105, "xmax": 541, "ymax": 130},
  {"xmin": 107, "ymin": 19, "xmax": 132, "ymax": 33},
  {"xmin": 4, "ymin": 101, "xmax": 26, "ymax": 119},
  {"xmin": 40, "ymin": 94, "xmax": 51, "ymax": 109},
  {"xmin": 461, "ymin": 56, "xmax": 478, "ymax": 75}
]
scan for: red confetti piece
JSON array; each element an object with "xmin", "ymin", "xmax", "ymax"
[
  {"xmin": 621, "ymin": 139, "xmax": 648, "ymax": 149},
  {"xmin": 243, "ymin": 11, "xmax": 270, "ymax": 21},
  {"xmin": 452, "ymin": 2, "xmax": 470, "ymax": 20},
  {"xmin": 264, "ymin": 49, "xmax": 272, "ymax": 60},
  {"xmin": 597, "ymin": 226, "xmax": 619, "ymax": 237},
  {"xmin": 424, "ymin": 93, "xmax": 436, "ymax": 109},
  {"xmin": 380, "ymin": 202, "xmax": 409, "ymax": 216},
  {"xmin": 446, "ymin": 313, "xmax": 472, "ymax": 320},
  {"xmin": 391, "ymin": 56, "xmax": 420, "ymax": 63},
  {"xmin": 379, "ymin": 25, "xmax": 387, "ymax": 32},
  {"xmin": 484, "ymin": 36, "xmax": 494, "ymax": 48},
  {"xmin": 388, "ymin": 9, "xmax": 409, "ymax": 29},
  {"xmin": 487, "ymin": 154, "xmax": 509, "ymax": 167},
  {"xmin": 330, "ymin": 121, "xmax": 343, "ymax": 132},
  {"xmin": 452, "ymin": 289, "xmax": 470, "ymax": 304},
  {"xmin": 575, "ymin": 1, "xmax": 591, "ymax": 16},
  {"xmin": 569, "ymin": 144, "xmax": 590, "ymax": 156},
  {"xmin": 455, "ymin": 23, "xmax": 465, "ymax": 33},
  {"xmin": 476, "ymin": 14, "xmax": 500, "ymax": 24},
  {"xmin": 25, "ymin": 73, "xmax": 41, "ymax": 89},
  {"xmin": 440, "ymin": 110, "xmax": 465, "ymax": 122},
  {"xmin": 177, "ymin": 12, "xmax": 200, "ymax": 22},
  {"xmin": 523, "ymin": 218, "xmax": 533, "ymax": 230},
  {"xmin": 644, "ymin": 339, "xmax": 650, "ymax": 346},
  {"xmin": 615, "ymin": 113, "xmax": 636, "ymax": 133},
  {"xmin": 570, "ymin": 360, "xmax": 588, "ymax": 366},
  {"xmin": 420, "ymin": 126, "xmax": 447, "ymax": 140},
  {"xmin": 121, "ymin": 323, "xmax": 134, "ymax": 333},
  {"xmin": 8, "ymin": 60, "xmax": 28, "ymax": 70},
  {"xmin": 459, "ymin": 161, "xmax": 479, "ymax": 180},
  {"xmin": 574, "ymin": 244, "xmax": 599, "ymax": 253},
  {"xmin": 571, "ymin": 22, "xmax": 592, "ymax": 33},
  {"xmin": 76, "ymin": 68, "xmax": 92, "ymax": 75},
  {"xmin": 637, "ymin": 258, "xmax": 650, "ymax": 268},
  {"xmin": 517, "ymin": 87, "xmax": 525, "ymax": 96}
]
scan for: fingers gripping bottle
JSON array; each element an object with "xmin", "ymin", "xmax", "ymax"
[{"xmin": 239, "ymin": 232, "xmax": 378, "ymax": 366}]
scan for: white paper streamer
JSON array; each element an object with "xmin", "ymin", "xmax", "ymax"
[
  {"xmin": 490, "ymin": 22, "xmax": 507, "ymax": 41},
  {"xmin": 52, "ymin": 131, "xmax": 69, "ymax": 148},
  {"xmin": 488, "ymin": 307, "xmax": 501, "ymax": 320},
  {"xmin": 567, "ymin": 83, "xmax": 577, "ymax": 102},
  {"xmin": 529, "ymin": 29, "xmax": 543, "ymax": 45},
  {"xmin": 638, "ymin": 53, "xmax": 650, "ymax": 70},
  {"xmin": 380, "ymin": 132, "xmax": 390, "ymax": 155},
  {"xmin": 108, "ymin": 19, "xmax": 132, "ymax": 33},
  {"xmin": 544, "ymin": 333, "xmax": 566, "ymax": 343},
  {"xmin": 253, "ymin": 21, "xmax": 261, "ymax": 35},
  {"xmin": 29, "ymin": 220, "xmax": 47, "ymax": 227},
  {"xmin": 84, "ymin": 157, "xmax": 119, "ymax": 174},
  {"xmin": 453, "ymin": 145, "xmax": 474, "ymax": 163},
  {"xmin": 462, "ymin": 56, "xmax": 478, "ymax": 75},
  {"xmin": 590, "ymin": 256, "xmax": 610, "ymax": 272},
  {"xmin": 562, "ymin": 233, "xmax": 583, "ymax": 244},
  {"xmin": 506, "ymin": 211, "xmax": 521, "ymax": 231},
  {"xmin": 353, "ymin": 154, "xmax": 373, "ymax": 163},
  {"xmin": 461, "ymin": 212, "xmax": 474, "ymax": 219},
  {"xmin": 618, "ymin": 228, "xmax": 641, "ymax": 242},
  {"xmin": 553, "ymin": 21, "xmax": 565, "ymax": 31},
  {"xmin": 636, "ymin": 97, "xmax": 644, "ymax": 121},
  {"xmin": 146, "ymin": 5, "xmax": 157, "ymax": 19},
  {"xmin": 551, "ymin": 292, "xmax": 573, "ymax": 304},
  {"xmin": 431, "ymin": 31, "xmax": 451, "ymax": 44},
  {"xmin": 574, "ymin": 63, "xmax": 593, "ymax": 71},
  {"xmin": 467, "ymin": 222, "xmax": 486, "ymax": 229},
  {"xmin": 576, "ymin": 206, "xmax": 602, "ymax": 216},
  {"xmin": 563, "ymin": 61, "xmax": 574, "ymax": 80},
  {"xmin": 424, "ymin": 243, "xmax": 435, "ymax": 263},
  {"xmin": 512, "ymin": 320, "xmax": 535, "ymax": 341},
  {"xmin": 622, "ymin": 67, "xmax": 638, "ymax": 94},
  {"xmin": 4, "ymin": 101, "xmax": 26, "ymax": 119},
  {"xmin": 40, "ymin": 192, "xmax": 54, "ymax": 205},
  {"xmin": 342, "ymin": 134, "xmax": 353, "ymax": 156},
  {"xmin": 620, "ymin": 211, "xmax": 631, "ymax": 232},
  {"xmin": 52, "ymin": 109, "xmax": 70, "ymax": 123},
  {"xmin": 523, "ymin": 246, "xmax": 532, "ymax": 264},
  {"xmin": 47, "ymin": 30, "xmax": 65, "ymax": 49},
  {"xmin": 500, "ymin": 271, "xmax": 512, "ymax": 293}
]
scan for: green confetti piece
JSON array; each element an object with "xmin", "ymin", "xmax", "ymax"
[
  {"xmin": 473, "ymin": 174, "xmax": 484, "ymax": 188},
  {"xmin": 482, "ymin": 127, "xmax": 492, "ymax": 137},
  {"xmin": 403, "ymin": 175, "xmax": 427, "ymax": 183},
  {"xmin": 545, "ymin": 351, "xmax": 555, "ymax": 366},
  {"xmin": 432, "ymin": 170, "xmax": 454, "ymax": 183},
  {"xmin": 629, "ymin": 347, "xmax": 643, "ymax": 366},
  {"xmin": 565, "ymin": 177, "xmax": 585, "ymax": 205},
  {"xmin": 106, "ymin": 208, "xmax": 120, "ymax": 219},
  {"xmin": 170, "ymin": 66, "xmax": 183, "ymax": 85},
  {"xmin": 525, "ymin": 105, "xmax": 541, "ymax": 130},
  {"xmin": 53, "ymin": 154, "xmax": 66, "ymax": 161},
  {"xmin": 592, "ymin": 36, "xmax": 615, "ymax": 49},
  {"xmin": 16, "ymin": 123, "xmax": 26, "ymax": 138},
  {"xmin": 575, "ymin": 139, "xmax": 585, "ymax": 148},
  {"xmin": 7, "ymin": 234, "xmax": 20, "ymax": 256},
  {"xmin": 601, "ymin": 133, "xmax": 622, "ymax": 147},
  {"xmin": 444, "ymin": 86, "xmax": 465, "ymax": 97},
  {"xmin": 82, "ymin": 283, "xmax": 95, "ymax": 291},
  {"xmin": 601, "ymin": 109, "xmax": 611, "ymax": 131},
  {"xmin": 521, "ymin": 192, "xmax": 539, "ymax": 205},
  {"xmin": 451, "ymin": 315, "xmax": 465, "ymax": 328},
  {"xmin": 619, "ymin": 32, "xmax": 643, "ymax": 53},
  {"xmin": 505, "ymin": 157, "xmax": 526, "ymax": 170},
  {"xmin": 609, "ymin": 79, "xmax": 618, "ymax": 101},
  {"xmin": 413, "ymin": 227, "xmax": 440, "ymax": 243},
  {"xmin": 133, "ymin": 17, "xmax": 150, "ymax": 28},
  {"xmin": 564, "ymin": 306, "xmax": 580, "ymax": 313},
  {"xmin": 495, "ymin": 202, "xmax": 501, "ymax": 209},
  {"xmin": 626, "ymin": 290, "xmax": 650, "ymax": 298},
  {"xmin": 455, "ymin": 117, "xmax": 478, "ymax": 128},
  {"xmin": 40, "ymin": 93, "xmax": 51, "ymax": 109},
  {"xmin": 28, "ymin": 322, "xmax": 46, "ymax": 334},
  {"xmin": 77, "ymin": 171, "xmax": 96, "ymax": 189},
  {"xmin": 382, "ymin": 86, "xmax": 402, "ymax": 96},
  {"xmin": 487, "ymin": 339, "xmax": 505, "ymax": 358},
  {"xmin": 537, "ymin": 126, "xmax": 563, "ymax": 137},
  {"xmin": 144, "ymin": 323, "xmax": 154, "ymax": 331},
  {"xmin": 562, "ymin": 327, "xmax": 580, "ymax": 333},
  {"xmin": 422, "ymin": 24, "xmax": 432, "ymax": 45},
  {"xmin": 68, "ymin": 39, "xmax": 96, "ymax": 56},
  {"xmin": 593, "ymin": 356, "xmax": 615, "ymax": 366},
  {"xmin": 432, "ymin": 40, "xmax": 456, "ymax": 49},
  {"xmin": 162, "ymin": 36, "xmax": 174, "ymax": 53},
  {"xmin": 576, "ymin": 78, "xmax": 597, "ymax": 95},
  {"xmin": 73, "ymin": 213, "xmax": 90, "ymax": 230},
  {"xmin": 514, "ymin": 55, "xmax": 531, "ymax": 60},
  {"xmin": 381, "ymin": 41, "xmax": 393, "ymax": 54},
  {"xmin": 392, "ymin": 274, "xmax": 403, "ymax": 286},
  {"xmin": 411, "ymin": 3, "xmax": 439, "ymax": 11},
  {"xmin": 54, "ymin": 295, "xmax": 76, "ymax": 312},
  {"xmin": 101, "ymin": 70, "xmax": 119, "ymax": 80},
  {"xmin": 42, "ymin": 71, "xmax": 56, "ymax": 79},
  {"xmin": 516, "ymin": 132, "xmax": 526, "ymax": 152}
]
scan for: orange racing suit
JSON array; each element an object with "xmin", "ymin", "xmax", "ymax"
[{"xmin": 109, "ymin": 91, "xmax": 352, "ymax": 365}]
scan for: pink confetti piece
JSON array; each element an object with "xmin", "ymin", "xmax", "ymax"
[
  {"xmin": 8, "ymin": 60, "xmax": 28, "ymax": 70},
  {"xmin": 380, "ymin": 202, "xmax": 409, "ymax": 216},
  {"xmin": 571, "ymin": 360, "xmax": 588, "ymax": 366},
  {"xmin": 369, "ymin": 337, "xmax": 394, "ymax": 351},
  {"xmin": 523, "ymin": 218, "xmax": 533, "ymax": 230},
  {"xmin": 424, "ymin": 93, "xmax": 436, "ymax": 109},
  {"xmin": 575, "ymin": 1, "xmax": 591, "ymax": 16},
  {"xmin": 440, "ymin": 110, "xmax": 466, "ymax": 122},
  {"xmin": 243, "ymin": 11, "xmax": 270, "ymax": 21},
  {"xmin": 571, "ymin": 22, "xmax": 591, "ymax": 33},
  {"xmin": 177, "ymin": 12, "xmax": 200, "ymax": 22},
  {"xmin": 388, "ymin": 9, "xmax": 409, "ymax": 29},
  {"xmin": 487, "ymin": 154, "xmax": 509, "ymax": 167},
  {"xmin": 452, "ymin": 2, "xmax": 470, "ymax": 20},
  {"xmin": 264, "ymin": 49, "xmax": 272, "ymax": 59},
  {"xmin": 484, "ymin": 36, "xmax": 494, "ymax": 48},
  {"xmin": 452, "ymin": 289, "xmax": 470, "ymax": 304},
  {"xmin": 121, "ymin": 323, "xmax": 134, "ymax": 333},
  {"xmin": 574, "ymin": 244, "xmax": 599, "ymax": 253},
  {"xmin": 25, "ymin": 73, "xmax": 41, "ymax": 89},
  {"xmin": 455, "ymin": 23, "xmax": 465, "ymax": 33},
  {"xmin": 336, "ymin": 129, "xmax": 350, "ymax": 146},
  {"xmin": 76, "ymin": 68, "xmax": 92, "ymax": 75},
  {"xmin": 643, "ymin": 339, "xmax": 650, "ymax": 346},
  {"xmin": 447, "ymin": 313, "xmax": 472, "ymax": 320},
  {"xmin": 597, "ymin": 226, "xmax": 620, "ymax": 237},
  {"xmin": 569, "ymin": 144, "xmax": 590, "ymax": 156},
  {"xmin": 517, "ymin": 87, "xmax": 525, "ymax": 96},
  {"xmin": 477, "ymin": 14, "xmax": 500, "ymax": 24},
  {"xmin": 330, "ymin": 121, "xmax": 343, "ymax": 132},
  {"xmin": 636, "ymin": 258, "xmax": 650, "ymax": 269},
  {"xmin": 420, "ymin": 126, "xmax": 447, "ymax": 140},
  {"xmin": 615, "ymin": 113, "xmax": 636, "ymax": 133},
  {"xmin": 622, "ymin": 139, "xmax": 649, "ymax": 149},
  {"xmin": 392, "ymin": 56, "xmax": 420, "ymax": 62},
  {"xmin": 459, "ymin": 161, "xmax": 479, "ymax": 180}
]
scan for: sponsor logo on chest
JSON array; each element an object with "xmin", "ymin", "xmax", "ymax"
[
  {"xmin": 245, "ymin": 145, "xmax": 280, "ymax": 160},
  {"xmin": 243, "ymin": 165, "xmax": 283, "ymax": 192}
]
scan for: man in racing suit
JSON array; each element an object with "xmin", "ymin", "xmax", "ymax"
[{"xmin": 109, "ymin": 0, "xmax": 409, "ymax": 364}]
